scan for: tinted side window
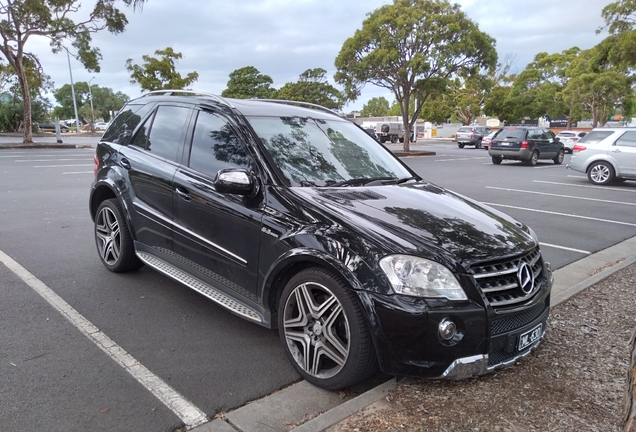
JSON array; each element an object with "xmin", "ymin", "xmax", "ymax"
[
  {"xmin": 102, "ymin": 103, "xmax": 155, "ymax": 144},
  {"xmin": 188, "ymin": 111, "xmax": 251, "ymax": 176},
  {"xmin": 544, "ymin": 130, "xmax": 556, "ymax": 140},
  {"xmin": 616, "ymin": 131, "xmax": 636, "ymax": 148},
  {"xmin": 578, "ymin": 131, "xmax": 614, "ymax": 144},
  {"xmin": 143, "ymin": 106, "xmax": 191, "ymax": 162}
]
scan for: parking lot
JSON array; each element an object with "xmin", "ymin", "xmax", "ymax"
[{"xmin": 1, "ymin": 142, "xmax": 635, "ymax": 431}]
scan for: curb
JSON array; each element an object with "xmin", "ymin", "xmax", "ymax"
[
  {"xmin": 193, "ymin": 236, "xmax": 636, "ymax": 432},
  {"xmin": 0, "ymin": 143, "xmax": 81, "ymax": 150}
]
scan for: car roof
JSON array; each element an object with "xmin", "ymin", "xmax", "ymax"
[{"xmin": 128, "ymin": 91, "xmax": 342, "ymax": 121}]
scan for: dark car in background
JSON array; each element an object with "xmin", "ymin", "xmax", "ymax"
[
  {"xmin": 488, "ymin": 126, "xmax": 565, "ymax": 165},
  {"xmin": 38, "ymin": 122, "xmax": 69, "ymax": 132},
  {"xmin": 90, "ymin": 90, "xmax": 552, "ymax": 390},
  {"xmin": 455, "ymin": 126, "xmax": 492, "ymax": 148}
]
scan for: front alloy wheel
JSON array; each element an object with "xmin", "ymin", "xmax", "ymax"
[
  {"xmin": 587, "ymin": 161, "xmax": 615, "ymax": 185},
  {"xmin": 553, "ymin": 149, "xmax": 564, "ymax": 165},
  {"xmin": 279, "ymin": 268, "xmax": 377, "ymax": 390},
  {"xmin": 94, "ymin": 199, "xmax": 143, "ymax": 272}
]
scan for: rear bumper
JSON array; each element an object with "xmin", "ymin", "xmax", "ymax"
[{"xmin": 489, "ymin": 148, "xmax": 531, "ymax": 160}]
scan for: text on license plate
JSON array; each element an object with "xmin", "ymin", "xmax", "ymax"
[{"xmin": 518, "ymin": 324, "xmax": 542, "ymax": 351}]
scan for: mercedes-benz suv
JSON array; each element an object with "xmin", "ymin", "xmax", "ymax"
[{"xmin": 90, "ymin": 91, "xmax": 552, "ymax": 390}]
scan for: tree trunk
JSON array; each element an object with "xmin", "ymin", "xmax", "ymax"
[
  {"xmin": 16, "ymin": 61, "xmax": 34, "ymax": 143},
  {"xmin": 625, "ymin": 327, "xmax": 636, "ymax": 432}
]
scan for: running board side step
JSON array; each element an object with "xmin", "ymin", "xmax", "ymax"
[{"xmin": 136, "ymin": 252, "xmax": 262, "ymax": 323}]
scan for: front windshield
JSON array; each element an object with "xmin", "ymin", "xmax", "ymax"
[{"xmin": 248, "ymin": 116, "xmax": 412, "ymax": 187}]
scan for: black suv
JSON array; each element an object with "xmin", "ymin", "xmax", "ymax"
[
  {"xmin": 455, "ymin": 126, "xmax": 491, "ymax": 148},
  {"xmin": 488, "ymin": 126, "xmax": 565, "ymax": 165},
  {"xmin": 90, "ymin": 91, "xmax": 552, "ymax": 390}
]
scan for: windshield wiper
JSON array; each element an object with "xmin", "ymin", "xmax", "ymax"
[
  {"xmin": 396, "ymin": 176, "xmax": 418, "ymax": 184},
  {"xmin": 327, "ymin": 176, "xmax": 397, "ymax": 187}
]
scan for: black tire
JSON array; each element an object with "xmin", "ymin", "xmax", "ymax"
[
  {"xmin": 525, "ymin": 151, "xmax": 539, "ymax": 166},
  {"xmin": 390, "ymin": 135, "xmax": 397, "ymax": 144},
  {"xmin": 587, "ymin": 161, "xmax": 615, "ymax": 185},
  {"xmin": 458, "ymin": 143, "xmax": 465, "ymax": 149},
  {"xmin": 553, "ymin": 149, "xmax": 564, "ymax": 165},
  {"xmin": 278, "ymin": 267, "xmax": 378, "ymax": 390},
  {"xmin": 476, "ymin": 139, "xmax": 482, "ymax": 149},
  {"xmin": 398, "ymin": 137, "xmax": 404, "ymax": 143},
  {"xmin": 94, "ymin": 199, "xmax": 143, "ymax": 272},
  {"xmin": 492, "ymin": 156, "xmax": 503, "ymax": 165},
  {"xmin": 379, "ymin": 136, "xmax": 386, "ymax": 144}
]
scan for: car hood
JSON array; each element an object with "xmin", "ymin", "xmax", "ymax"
[{"xmin": 290, "ymin": 181, "xmax": 536, "ymax": 267}]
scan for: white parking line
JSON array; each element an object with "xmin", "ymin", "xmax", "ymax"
[
  {"xmin": 539, "ymin": 243, "xmax": 590, "ymax": 255},
  {"xmin": 533, "ymin": 165, "xmax": 564, "ymax": 169},
  {"xmin": 16, "ymin": 159, "xmax": 91, "ymax": 162},
  {"xmin": 482, "ymin": 202, "xmax": 636, "ymax": 227},
  {"xmin": 533, "ymin": 180, "xmax": 636, "ymax": 194},
  {"xmin": 63, "ymin": 171, "xmax": 93, "ymax": 175},
  {"xmin": 34, "ymin": 164, "xmax": 94, "ymax": 168},
  {"xmin": 567, "ymin": 175, "xmax": 587, "ymax": 179},
  {"xmin": 436, "ymin": 157, "xmax": 487, "ymax": 162},
  {"xmin": 485, "ymin": 186, "xmax": 636, "ymax": 207},
  {"xmin": 0, "ymin": 250, "xmax": 208, "ymax": 428}
]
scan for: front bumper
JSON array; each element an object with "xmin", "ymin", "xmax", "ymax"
[{"xmin": 360, "ymin": 264, "xmax": 552, "ymax": 379}]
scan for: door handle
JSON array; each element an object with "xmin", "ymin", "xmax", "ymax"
[
  {"xmin": 120, "ymin": 158, "xmax": 131, "ymax": 169},
  {"xmin": 611, "ymin": 149, "xmax": 621, "ymax": 153},
  {"xmin": 175, "ymin": 187, "xmax": 191, "ymax": 201}
]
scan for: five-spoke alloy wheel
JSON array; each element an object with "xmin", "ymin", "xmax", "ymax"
[
  {"xmin": 278, "ymin": 268, "xmax": 377, "ymax": 390},
  {"xmin": 94, "ymin": 199, "xmax": 143, "ymax": 272}
]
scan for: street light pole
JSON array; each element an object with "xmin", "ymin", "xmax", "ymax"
[
  {"xmin": 88, "ymin": 77, "xmax": 95, "ymax": 132},
  {"xmin": 66, "ymin": 49, "xmax": 81, "ymax": 133}
]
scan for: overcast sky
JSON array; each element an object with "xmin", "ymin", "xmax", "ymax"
[{"xmin": 28, "ymin": 0, "xmax": 613, "ymax": 113}]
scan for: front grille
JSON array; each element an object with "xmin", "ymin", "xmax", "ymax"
[
  {"xmin": 471, "ymin": 248, "xmax": 544, "ymax": 309},
  {"xmin": 490, "ymin": 298, "xmax": 548, "ymax": 335}
]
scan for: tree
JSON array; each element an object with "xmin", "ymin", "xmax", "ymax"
[
  {"xmin": 0, "ymin": 0, "xmax": 131, "ymax": 143},
  {"xmin": 52, "ymin": 82, "xmax": 128, "ymax": 122},
  {"xmin": 335, "ymin": 0, "xmax": 497, "ymax": 151},
  {"xmin": 275, "ymin": 68, "xmax": 344, "ymax": 110},
  {"xmin": 221, "ymin": 66, "xmax": 275, "ymax": 99},
  {"xmin": 360, "ymin": 96, "xmax": 389, "ymax": 117},
  {"xmin": 448, "ymin": 74, "xmax": 494, "ymax": 125},
  {"xmin": 126, "ymin": 47, "xmax": 199, "ymax": 91},
  {"xmin": 564, "ymin": 48, "xmax": 632, "ymax": 127}
]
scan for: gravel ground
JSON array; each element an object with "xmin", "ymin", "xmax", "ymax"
[{"xmin": 327, "ymin": 262, "xmax": 636, "ymax": 432}]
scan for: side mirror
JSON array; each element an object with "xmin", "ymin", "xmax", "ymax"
[{"xmin": 214, "ymin": 168, "xmax": 257, "ymax": 196}]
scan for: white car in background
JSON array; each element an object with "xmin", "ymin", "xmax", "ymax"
[
  {"xmin": 94, "ymin": 122, "xmax": 110, "ymax": 130},
  {"xmin": 567, "ymin": 128, "xmax": 636, "ymax": 185},
  {"xmin": 555, "ymin": 130, "xmax": 587, "ymax": 153},
  {"xmin": 481, "ymin": 131, "xmax": 497, "ymax": 149}
]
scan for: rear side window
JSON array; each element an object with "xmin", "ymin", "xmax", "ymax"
[
  {"xmin": 131, "ymin": 105, "xmax": 191, "ymax": 162},
  {"xmin": 558, "ymin": 132, "xmax": 575, "ymax": 137},
  {"xmin": 578, "ymin": 131, "xmax": 614, "ymax": 145},
  {"xmin": 615, "ymin": 131, "xmax": 636, "ymax": 148},
  {"xmin": 102, "ymin": 103, "xmax": 155, "ymax": 144}
]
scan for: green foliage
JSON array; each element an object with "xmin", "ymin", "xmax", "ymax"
[
  {"xmin": 0, "ymin": 95, "xmax": 50, "ymax": 132},
  {"xmin": 275, "ymin": 68, "xmax": 344, "ymax": 110},
  {"xmin": 0, "ymin": 0, "xmax": 135, "ymax": 142},
  {"xmin": 563, "ymin": 48, "xmax": 632, "ymax": 127},
  {"xmin": 126, "ymin": 47, "xmax": 199, "ymax": 91},
  {"xmin": 600, "ymin": 0, "xmax": 636, "ymax": 34},
  {"xmin": 53, "ymin": 82, "xmax": 128, "ymax": 122},
  {"xmin": 360, "ymin": 96, "xmax": 390, "ymax": 117},
  {"xmin": 221, "ymin": 66, "xmax": 275, "ymax": 99},
  {"xmin": 335, "ymin": 0, "xmax": 497, "ymax": 150}
]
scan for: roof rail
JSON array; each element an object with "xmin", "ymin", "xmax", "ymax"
[
  {"xmin": 139, "ymin": 90, "xmax": 234, "ymax": 109},
  {"xmin": 256, "ymin": 99, "xmax": 340, "ymax": 116}
]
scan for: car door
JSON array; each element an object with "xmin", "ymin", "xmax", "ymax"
[
  {"xmin": 612, "ymin": 131, "xmax": 636, "ymax": 177},
  {"xmin": 543, "ymin": 129, "xmax": 559, "ymax": 157},
  {"xmin": 171, "ymin": 109, "xmax": 263, "ymax": 303},
  {"xmin": 117, "ymin": 103, "xmax": 192, "ymax": 251}
]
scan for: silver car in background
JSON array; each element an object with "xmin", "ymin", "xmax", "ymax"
[{"xmin": 567, "ymin": 128, "xmax": 636, "ymax": 185}]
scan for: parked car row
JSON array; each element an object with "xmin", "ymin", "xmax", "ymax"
[{"xmin": 455, "ymin": 126, "xmax": 492, "ymax": 148}]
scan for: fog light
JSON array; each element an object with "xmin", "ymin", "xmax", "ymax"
[{"xmin": 438, "ymin": 319, "xmax": 457, "ymax": 341}]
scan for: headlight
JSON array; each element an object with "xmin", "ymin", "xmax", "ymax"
[{"xmin": 379, "ymin": 255, "xmax": 467, "ymax": 301}]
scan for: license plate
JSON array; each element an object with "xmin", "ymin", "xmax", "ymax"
[
  {"xmin": 518, "ymin": 324, "xmax": 542, "ymax": 351},
  {"xmin": 501, "ymin": 142, "xmax": 511, "ymax": 146}
]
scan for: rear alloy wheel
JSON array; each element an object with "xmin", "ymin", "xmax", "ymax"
[
  {"xmin": 458, "ymin": 143, "xmax": 465, "ymax": 148},
  {"xmin": 94, "ymin": 199, "xmax": 143, "ymax": 272},
  {"xmin": 587, "ymin": 161, "xmax": 615, "ymax": 185},
  {"xmin": 553, "ymin": 149, "xmax": 564, "ymax": 165},
  {"xmin": 525, "ymin": 151, "xmax": 539, "ymax": 166},
  {"xmin": 278, "ymin": 268, "xmax": 377, "ymax": 390}
]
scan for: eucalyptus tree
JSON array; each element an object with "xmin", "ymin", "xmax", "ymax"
[{"xmin": 335, "ymin": 0, "xmax": 497, "ymax": 151}]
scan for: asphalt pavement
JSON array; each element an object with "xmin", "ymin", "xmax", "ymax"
[{"xmin": 2, "ymin": 135, "xmax": 635, "ymax": 431}]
